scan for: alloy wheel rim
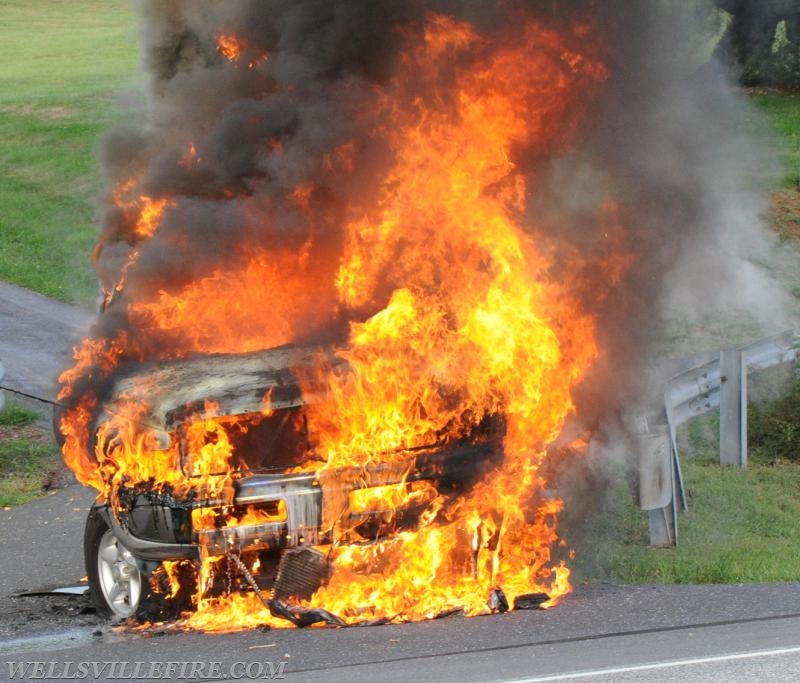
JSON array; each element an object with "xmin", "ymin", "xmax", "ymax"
[{"xmin": 97, "ymin": 529, "xmax": 142, "ymax": 618}]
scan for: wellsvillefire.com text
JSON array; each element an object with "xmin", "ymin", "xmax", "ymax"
[{"xmin": 6, "ymin": 661, "xmax": 286, "ymax": 680}]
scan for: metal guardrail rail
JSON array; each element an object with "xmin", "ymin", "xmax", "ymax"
[
  {"xmin": 636, "ymin": 329, "xmax": 798, "ymax": 546},
  {"xmin": 665, "ymin": 330, "xmax": 797, "ymax": 430}
]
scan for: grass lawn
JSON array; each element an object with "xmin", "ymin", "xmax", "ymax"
[
  {"xmin": 0, "ymin": 400, "xmax": 62, "ymax": 507},
  {"xmin": 572, "ymin": 454, "xmax": 800, "ymax": 584},
  {"xmin": 750, "ymin": 92, "xmax": 800, "ymax": 240},
  {"xmin": 0, "ymin": 0, "xmax": 141, "ymax": 306},
  {"xmin": 751, "ymin": 92, "xmax": 800, "ymax": 189},
  {"xmin": 573, "ymin": 367, "xmax": 800, "ymax": 585}
]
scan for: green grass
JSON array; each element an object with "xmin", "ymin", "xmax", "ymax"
[
  {"xmin": 0, "ymin": 399, "xmax": 39, "ymax": 427},
  {"xmin": 0, "ymin": 439, "xmax": 60, "ymax": 507},
  {"xmin": 750, "ymin": 93, "xmax": 800, "ymax": 188},
  {"xmin": 572, "ymin": 375, "xmax": 800, "ymax": 585},
  {"xmin": 0, "ymin": 400, "xmax": 61, "ymax": 506},
  {"xmin": 749, "ymin": 368, "xmax": 800, "ymax": 462},
  {"xmin": 0, "ymin": 0, "xmax": 141, "ymax": 306},
  {"xmin": 572, "ymin": 455, "xmax": 800, "ymax": 584}
]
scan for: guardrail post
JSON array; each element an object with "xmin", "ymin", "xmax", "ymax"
[
  {"xmin": 719, "ymin": 349, "xmax": 747, "ymax": 468},
  {"xmin": 664, "ymin": 390, "xmax": 688, "ymax": 514},
  {"xmin": 636, "ymin": 426, "xmax": 676, "ymax": 546},
  {"xmin": 622, "ymin": 410, "xmax": 677, "ymax": 546}
]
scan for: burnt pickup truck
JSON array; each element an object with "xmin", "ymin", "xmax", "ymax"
[{"xmin": 82, "ymin": 345, "xmax": 503, "ymax": 618}]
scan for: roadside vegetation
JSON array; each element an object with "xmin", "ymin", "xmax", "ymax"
[
  {"xmin": 752, "ymin": 93, "xmax": 800, "ymax": 188},
  {"xmin": 575, "ymin": 368, "xmax": 800, "ymax": 585},
  {"xmin": 573, "ymin": 444, "xmax": 800, "ymax": 584},
  {"xmin": 0, "ymin": 400, "xmax": 63, "ymax": 507},
  {"xmin": 0, "ymin": 0, "xmax": 140, "ymax": 307},
  {"xmin": 752, "ymin": 92, "xmax": 800, "ymax": 239}
]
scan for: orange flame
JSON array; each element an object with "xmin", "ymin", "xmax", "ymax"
[
  {"xmin": 217, "ymin": 35, "xmax": 242, "ymax": 62},
  {"xmin": 216, "ymin": 34, "xmax": 268, "ymax": 69}
]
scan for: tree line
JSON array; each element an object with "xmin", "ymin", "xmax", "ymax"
[{"xmin": 713, "ymin": 0, "xmax": 800, "ymax": 86}]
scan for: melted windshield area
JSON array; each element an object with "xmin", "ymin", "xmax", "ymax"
[{"xmin": 183, "ymin": 407, "xmax": 314, "ymax": 475}]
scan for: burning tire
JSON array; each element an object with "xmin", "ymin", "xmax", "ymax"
[
  {"xmin": 52, "ymin": 403, "xmax": 65, "ymax": 447},
  {"xmin": 84, "ymin": 509, "xmax": 144, "ymax": 618}
]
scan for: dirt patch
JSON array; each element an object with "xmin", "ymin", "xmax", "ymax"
[
  {"xmin": 745, "ymin": 85, "xmax": 800, "ymax": 96},
  {"xmin": 0, "ymin": 423, "xmax": 54, "ymax": 444},
  {"xmin": 771, "ymin": 187, "xmax": 800, "ymax": 239},
  {"xmin": 0, "ymin": 421, "xmax": 76, "ymax": 503},
  {"xmin": 0, "ymin": 103, "xmax": 77, "ymax": 121}
]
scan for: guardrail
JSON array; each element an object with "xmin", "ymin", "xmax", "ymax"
[
  {"xmin": 633, "ymin": 330, "xmax": 798, "ymax": 546},
  {"xmin": 0, "ymin": 361, "xmax": 5, "ymax": 413},
  {"xmin": 665, "ymin": 330, "xmax": 796, "ymax": 433}
]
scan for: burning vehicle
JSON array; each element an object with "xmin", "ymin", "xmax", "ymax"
[
  {"xmin": 55, "ymin": 4, "xmax": 609, "ymax": 629},
  {"xmin": 55, "ymin": 1, "xmax": 768, "ymax": 630},
  {"xmin": 84, "ymin": 344, "xmax": 504, "ymax": 621}
]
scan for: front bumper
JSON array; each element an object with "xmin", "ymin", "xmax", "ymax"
[
  {"xmin": 106, "ymin": 472, "xmax": 323, "ymax": 562},
  {"xmin": 105, "ymin": 438, "xmax": 498, "ymax": 563}
]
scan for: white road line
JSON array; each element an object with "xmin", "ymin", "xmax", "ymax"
[{"xmin": 498, "ymin": 644, "xmax": 800, "ymax": 682}]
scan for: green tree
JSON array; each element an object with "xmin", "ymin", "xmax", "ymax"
[{"xmin": 713, "ymin": 0, "xmax": 800, "ymax": 85}]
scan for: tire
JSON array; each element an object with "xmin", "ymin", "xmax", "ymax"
[
  {"xmin": 52, "ymin": 404, "xmax": 65, "ymax": 447},
  {"xmin": 84, "ymin": 508, "xmax": 197, "ymax": 621},
  {"xmin": 84, "ymin": 508, "xmax": 145, "ymax": 619}
]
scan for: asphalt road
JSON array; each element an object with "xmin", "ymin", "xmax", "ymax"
[
  {"xmin": 1, "ymin": 582, "xmax": 800, "ymax": 682},
  {"xmin": 0, "ymin": 281, "xmax": 90, "ymax": 405},
  {"xmin": 1, "ymin": 282, "xmax": 800, "ymax": 681},
  {"xmin": 1, "ymin": 487, "xmax": 800, "ymax": 683}
]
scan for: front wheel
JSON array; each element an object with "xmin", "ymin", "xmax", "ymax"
[{"xmin": 84, "ymin": 509, "xmax": 144, "ymax": 618}]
